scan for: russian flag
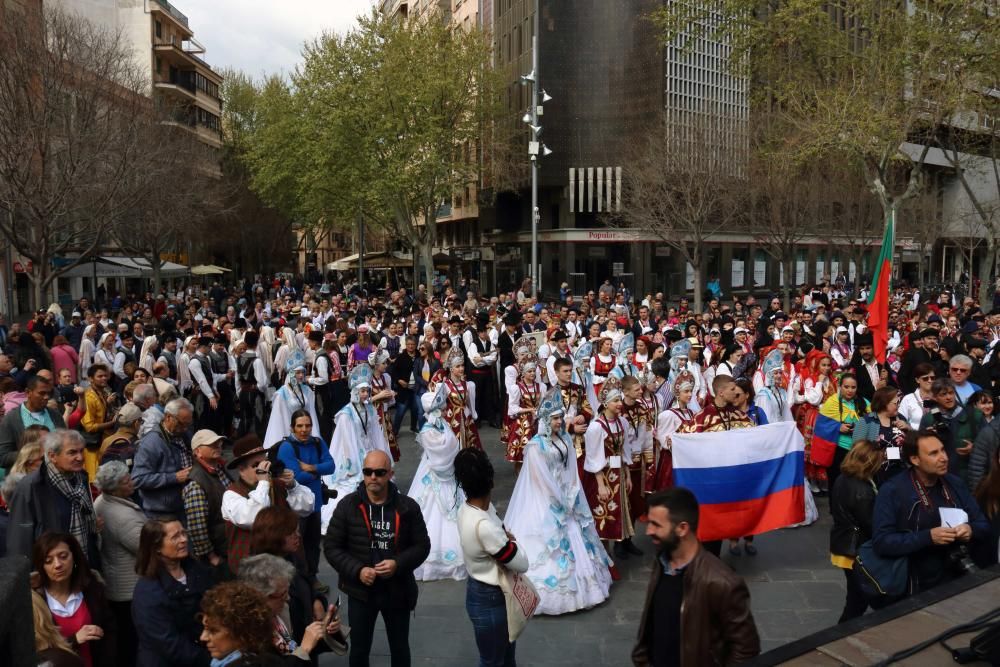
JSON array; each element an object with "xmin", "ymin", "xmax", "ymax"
[{"xmin": 671, "ymin": 422, "xmax": 805, "ymax": 542}]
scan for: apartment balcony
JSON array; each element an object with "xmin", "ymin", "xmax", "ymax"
[{"xmin": 154, "ymin": 70, "xmax": 196, "ymax": 101}]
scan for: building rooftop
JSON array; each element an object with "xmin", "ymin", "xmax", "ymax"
[{"xmin": 153, "ymin": 0, "xmax": 189, "ymax": 28}]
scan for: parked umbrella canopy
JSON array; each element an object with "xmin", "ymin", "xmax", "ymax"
[{"xmin": 191, "ymin": 264, "xmax": 231, "ymax": 276}]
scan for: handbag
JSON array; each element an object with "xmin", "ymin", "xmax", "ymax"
[
  {"xmin": 854, "ymin": 538, "xmax": 909, "ymax": 600},
  {"xmin": 475, "ymin": 519, "xmax": 540, "ymax": 643}
]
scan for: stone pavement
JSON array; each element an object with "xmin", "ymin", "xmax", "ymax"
[{"xmin": 317, "ymin": 427, "xmax": 844, "ymax": 665}]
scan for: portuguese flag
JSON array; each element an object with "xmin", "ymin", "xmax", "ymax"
[{"xmin": 867, "ymin": 211, "xmax": 895, "ymax": 364}]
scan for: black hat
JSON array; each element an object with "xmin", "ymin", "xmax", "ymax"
[
  {"xmin": 235, "ymin": 318, "xmax": 248, "ymax": 329},
  {"xmin": 143, "ymin": 326, "xmax": 157, "ymax": 336},
  {"xmin": 226, "ymin": 434, "xmax": 267, "ymax": 470},
  {"xmin": 197, "ymin": 336, "xmax": 213, "ymax": 347},
  {"xmin": 665, "ymin": 329, "xmax": 683, "ymax": 342},
  {"xmin": 919, "ymin": 328, "xmax": 939, "ymax": 339},
  {"xmin": 854, "ymin": 331, "xmax": 874, "ymax": 347},
  {"xmin": 503, "ymin": 312, "xmax": 521, "ymax": 326},
  {"xmin": 243, "ymin": 330, "xmax": 260, "ymax": 347},
  {"xmin": 307, "ymin": 330, "xmax": 324, "ymax": 343},
  {"xmin": 448, "ymin": 315, "xmax": 462, "ymax": 325},
  {"xmin": 551, "ymin": 330, "xmax": 568, "ymax": 341}
]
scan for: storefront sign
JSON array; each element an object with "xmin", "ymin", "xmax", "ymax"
[{"xmin": 13, "ymin": 261, "xmax": 32, "ymax": 273}]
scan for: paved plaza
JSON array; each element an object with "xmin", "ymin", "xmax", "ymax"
[{"xmin": 317, "ymin": 427, "xmax": 845, "ymax": 666}]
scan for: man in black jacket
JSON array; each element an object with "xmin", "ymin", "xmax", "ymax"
[
  {"xmin": 324, "ymin": 450, "xmax": 430, "ymax": 667},
  {"xmin": 390, "ymin": 336, "xmax": 419, "ymax": 435},
  {"xmin": 849, "ymin": 331, "xmax": 895, "ymax": 404}
]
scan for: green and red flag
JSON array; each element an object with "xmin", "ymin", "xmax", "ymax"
[{"xmin": 867, "ymin": 211, "xmax": 895, "ymax": 364}]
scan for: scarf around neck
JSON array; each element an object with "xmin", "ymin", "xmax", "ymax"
[{"xmin": 45, "ymin": 459, "xmax": 97, "ymax": 554}]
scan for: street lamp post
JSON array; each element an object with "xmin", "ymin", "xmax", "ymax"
[{"xmin": 523, "ymin": 1, "xmax": 551, "ymax": 300}]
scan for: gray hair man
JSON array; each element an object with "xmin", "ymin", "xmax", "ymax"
[
  {"xmin": 6, "ymin": 429, "xmax": 102, "ymax": 566},
  {"xmin": 131, "ymin": 397, "xmax": 194, "ymax": 518}
]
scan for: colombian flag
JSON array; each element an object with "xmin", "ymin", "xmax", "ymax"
[{"xmin": 867, "ymin": 212, "xmax": 895, "ymax": 364}]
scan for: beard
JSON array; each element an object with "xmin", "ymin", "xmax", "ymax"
[{"xmin": 655, "ymin": 529, "xmax": 681, "ymax": 557}]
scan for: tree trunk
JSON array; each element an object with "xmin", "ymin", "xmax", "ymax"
[
  {"xmin": 691, "ymin": 264, "xmax": 703, "ymax": 314},
  {"xmin": 419, "ymin": 241, "xmax": 434, "ymax": 294},
  {"xmin": 152, "ymin": 263, "xmax": 162, "ymax": 294},
  {"xmin": 783, "ymin": 257, "xmax": 793, "ymax": 312},
  {"xmin": 980, "ymin": 235, "xmax": 996, "ymax": 308}
]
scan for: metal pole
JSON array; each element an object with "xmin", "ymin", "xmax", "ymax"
[
  {"xmin": 530, "ymin": 0, "xmax": 540, "ymax": 299},
  {"xmin": 91, "ymin": 256, "xmax": 98, "ymax": 309}
]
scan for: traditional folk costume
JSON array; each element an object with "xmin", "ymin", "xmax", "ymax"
[
  {"xmin": 320, "ymin": 364, "xmax": 391, "ymax": 531},
  {"xmin": 581, "ymin": 379, "xmax": 637, "ymax": 543},
  {"xmin": 504, "ymin": 337, "xmax": 538, "ymax": 442},
  {"xmin": 755, "ymin": 349, "xmax": 795, "ymax": 425},
  {"xmin": 505, "ymin": 360, "xmax": 546, "ymax": 464},
  {"xmin": 307, "ymin": 331, "xmax": 338, "ymax": 443},
  {"xmin": 665, "ymin": 340, "xmax": 703, "ymax": 414},
  {"xmin": 794, "ymin": 350, "xmax": 837, "ymax": 489},
  {"xmin": 505, "ymin": 388, "xmax": 612, "ymax": 614},
  {"xmin": 236, "ymin": 330, "xmax": 269, "ymax": 441},
  {"xmin": 588, "ymin": 343, "xmax": 617, "ymax": 413},
  {"xmin": 440, "ymin": 351, "xmax": 482, "ymax": 451},
  {"xmin": 264, "ymin": 352, "xmax": 320, "ymax": 450},
  {"xmin": 368, "ymin": 350, "xmax": 399, "ymax": 462},
  {"xmin": 650, "ymin": 376, "xmax": 696, "ymax": 492},
  {"xmin": 466, "ymin": 326, "xmax": 500, "ymax": 428},
  {"xmin": 408, "ymin": 385, "xmax": 466, "ymax": 581},
  {"xmin": 621, "ymin": 388, "xmax": 654, "ymax": 523}
]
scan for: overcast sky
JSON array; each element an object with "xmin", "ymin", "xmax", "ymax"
[{"xmin": 181, "ymin": 0, "xmax": 374, "ymax": 78}]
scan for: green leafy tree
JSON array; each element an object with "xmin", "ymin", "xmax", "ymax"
[
  {"xmin": 651, "ymin": 0, "xmax": 997, "ymax": 229},
  {"xmin": 245, "ymin": 9, "xmax": 502, "ymax": 287}
]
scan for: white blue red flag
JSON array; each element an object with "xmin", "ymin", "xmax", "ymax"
[{"xmin": 671, "ymin": 422, "xmax": 806, "ymax": 541}]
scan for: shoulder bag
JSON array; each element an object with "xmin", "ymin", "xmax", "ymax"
[{"xmin": 475, "ymin": 519, "xmax": 540, "ymax": 642}]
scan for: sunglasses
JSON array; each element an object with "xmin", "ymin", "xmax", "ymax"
[
  {"xmin": 362, "ymin": 468, "xmax": 389, "ymax": 477},
  {"xmin": 919, "ymin": 375, "xmax": 935, "ymax": 381}
]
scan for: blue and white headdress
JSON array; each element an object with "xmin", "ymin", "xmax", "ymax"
[
  {"xmin": 615, "ymin": 332, "xmax": 635, "ymax": 363},
  {"xmin": 420, "ymin": 382, "xmax": 449, "ymax": 430},
  {"xmin": 348, "ymin": 364, "xmax": 372, "ymax": 404},
  {"xmin": 285, "ymin": 349, "xmax": 306, "ymax": 374},
  {"xmin": 536, "ymin": 387, "xmax": 565, "ymax": 439},
  {"xmin": 669, "ymin": 339, "xmax": 691, "ymax": 361}
]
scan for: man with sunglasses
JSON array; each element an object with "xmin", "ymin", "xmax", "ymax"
[{"xmin": 324, "ymin": 450, "xmax": 430, "ymax": 667}]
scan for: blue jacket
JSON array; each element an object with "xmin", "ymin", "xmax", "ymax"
[
  {"xmin": 132, "ymin": 558, "xmax": 213, "ymax": 667},
  {"xmin": 872, "ymin": 469, "xmax": 990, "ymax": 592},
  {"xmin": 132, "ymin": 426, "xmax": 192, "ymax": 515},
  {"xmin": 277, "ymin": 435, "xmax": 335, "ymax": 513}
]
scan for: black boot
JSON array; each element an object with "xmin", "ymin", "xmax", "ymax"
[{"xmin": 624, "ymin": 538, "xmax": 643, "ymax": 556}]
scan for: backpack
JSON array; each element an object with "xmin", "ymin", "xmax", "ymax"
[{"xmin": 267, "ymin": 435, "xmax": 324, "ymax": 466}]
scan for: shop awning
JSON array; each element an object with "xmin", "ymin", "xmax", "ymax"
[
  {"xmin": 329, "ymin": 252, "xmax": 415, "ymax": 270},
  {"xmin": 58, "ymin": 256, "xmax": 188, "ymax": 278}
]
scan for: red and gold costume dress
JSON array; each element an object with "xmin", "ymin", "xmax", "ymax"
[
  {"xmin": 442, "ymin": 377, "xmax": 482, "ymax": 450},
  {"xmin": 582, "ymin": 415, "xmax": 634, "ymax": 541},
  {"xmin": 505, "ymin": 380, "xmax": 543, "ymax": 463},
  {"xmin": 622, "ymin": 398, "xmax": 655, "ymax": 520},
  {"xmin": 370, "ymin": 371, "xmax": 400, "ymax": 462}
]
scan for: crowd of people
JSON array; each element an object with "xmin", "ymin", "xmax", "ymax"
[{"xmin": 2, "ymin": 274, "xmax": 1000, "ymax": 666}]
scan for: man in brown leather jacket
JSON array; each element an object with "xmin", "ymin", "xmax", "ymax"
[{"xmin": 633, "ymin": 487, "xmax": 760, "ymax": 667}]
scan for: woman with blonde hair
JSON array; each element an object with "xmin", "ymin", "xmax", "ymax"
[
  {"xmin": 829, "ymin": 439, "xmax": 882, "ymax": 622},
  {"xmin": 32, "ymin": 590, "xmax": 84, "ymax": 667}
]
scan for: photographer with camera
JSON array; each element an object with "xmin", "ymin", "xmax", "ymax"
[
  {"xmin": 918, "ymin": 378, "xmax": 984, "ymax": 485},
  {"xmin": 221, "ymin": 434, "xmax": 315, "ymax": 574},
  {"xmin": 871, "ymin": 429, "xmax": 990, "ymax": 595}
]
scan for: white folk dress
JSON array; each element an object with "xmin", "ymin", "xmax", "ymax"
[
  {"xmin": 505, "ymin": 431, "xmax": 612, "ymax": 615},
  {"xmin": 407, "ymin": 417, "xmax": 467, "ymax": 581}
]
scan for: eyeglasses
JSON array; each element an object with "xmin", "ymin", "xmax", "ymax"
[
  {"xmin": 918, "ymin": 375, "xmax": 935, "ymax": 381},
  {"xmin": 950, "ymin": 367, "xmax": 970, "ymax": 374},
  {"xmin": 362, "ymin": 468, "xmax": 389, "ymax": 478}
]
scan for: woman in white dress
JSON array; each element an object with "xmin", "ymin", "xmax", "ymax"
[
  {"xmin": 137, "ymin": 335, "xmax": 159, "ymax": 374},
  {"xmin": 408, "ymin": 385, "xmax": 467, "ymax": 581},
  {"xmin": 264, "ymin": 351, "xmax": 320, "ymax": 450},
  {"xmin": 320, "ymin": 363, "xmax": 391, "ymax": 531},
  {"xmin": 505, "ymin": 388, "xmax": 612, "ymax": 615},
  {"xmin": 754, "ymin": 350, "xmax": 795, "ymax": 424}
]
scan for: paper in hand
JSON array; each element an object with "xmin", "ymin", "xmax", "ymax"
[{"xmin": 939, "ymin": 507, "xmax": 969, "ymax": 528}]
